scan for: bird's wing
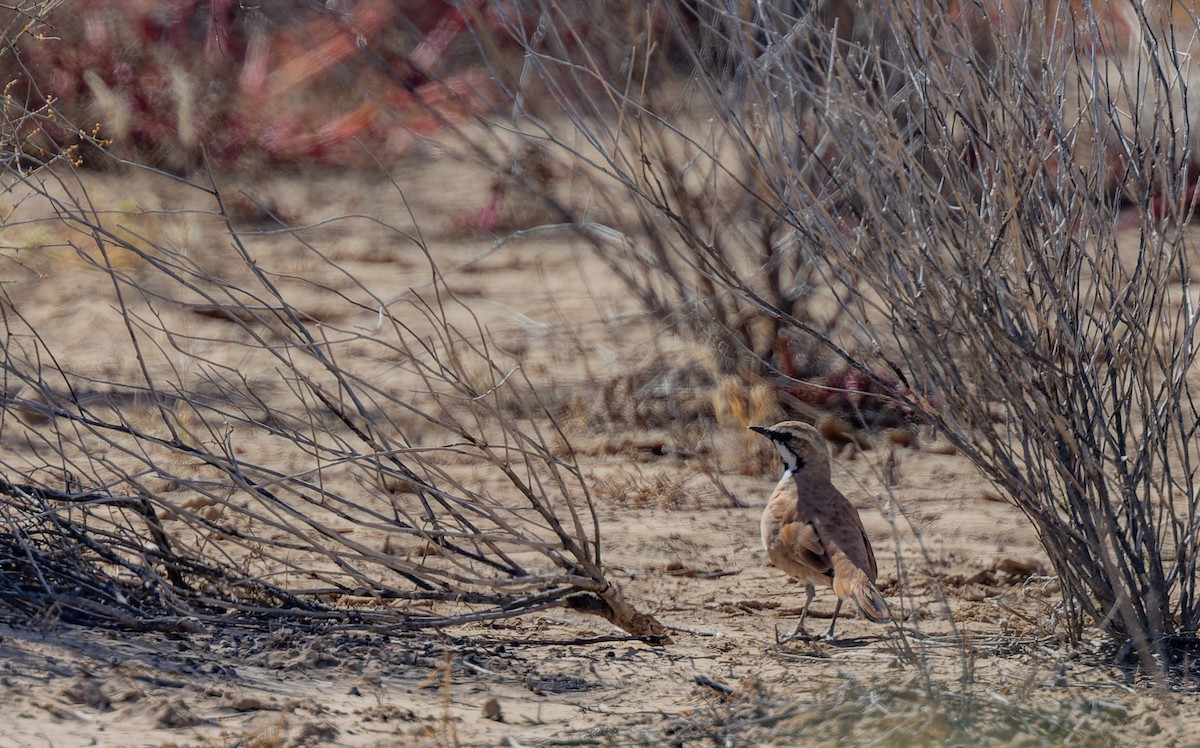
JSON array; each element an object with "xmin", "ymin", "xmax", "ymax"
[
  {"xmin": 861, "ymin": 526, "xmax": 878, "ymax": 578},
  {"xmin": 779, "ymin": 520, "xmax": 833, "ymax": 576},
  {"xmin": 807, "ymin": 482, "xmax": 878, "ymax": 579}
]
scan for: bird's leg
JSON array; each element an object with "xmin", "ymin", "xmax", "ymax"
[
  {"xmin": 823, "ymin": 598, "xmax": 844, "ymax": 641},
  {"xmin": 779, "ymin": 584, "xmax": 817, "ymax": 643}
]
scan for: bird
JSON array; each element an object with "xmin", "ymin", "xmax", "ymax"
[{"xmin": 750, "ymin": 420, "xmax": 891, "ymax": 641}]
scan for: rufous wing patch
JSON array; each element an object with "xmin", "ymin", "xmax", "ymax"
[{"xmin": 780, "ymin": 521, "xmax": 831, "ymax": 574}]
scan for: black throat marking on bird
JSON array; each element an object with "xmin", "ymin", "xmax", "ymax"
[
  {"xmin": 776, "ymin": 434, "xmax": 805, "ymax": 475},
  {"xmin": 749, "ymin": 425, "xmax": 808, "ymax": 476}
]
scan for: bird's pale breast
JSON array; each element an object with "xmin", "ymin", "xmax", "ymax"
[{"xmin": 761, "ymin": 473, "xmax": 834, "ymax": 587}]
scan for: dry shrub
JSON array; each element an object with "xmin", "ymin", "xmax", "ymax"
[
  {"xmin": 457, "ymin": 0, "xmax": 1200, "ymax": 666},
  {"xmin": 0, "ymin": 18, "xmax": 665, "ymax": 636}
]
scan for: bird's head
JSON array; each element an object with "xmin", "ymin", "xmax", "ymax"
[{"xmin": 749, "ymin": 421, "xmax": 832, "ymax": 480}]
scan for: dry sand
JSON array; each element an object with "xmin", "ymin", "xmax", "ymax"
[{"xmin": 0, "ymin": 156, "xmax": 1193, "ymax": 747}]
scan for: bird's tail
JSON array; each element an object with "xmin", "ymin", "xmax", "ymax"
[{"xmin": 834, "ymin": 567, "xmax": 892, "ymax": 624}]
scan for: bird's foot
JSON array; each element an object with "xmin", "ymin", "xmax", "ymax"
[{"xmin": 776, "ymin": 624, "xmax": 819, "ymax": 645}]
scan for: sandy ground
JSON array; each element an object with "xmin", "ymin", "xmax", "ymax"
[{"xmin": 0, "ymin": 155, "xmax": 1195, "ymax": 747}]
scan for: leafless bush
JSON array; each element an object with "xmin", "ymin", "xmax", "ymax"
[
  {"xmin": 465, "ymin": 0, "xmax": 1200, "ymax": 663},
  {"xmin": 0, "ymin": 37, "xmax": 665, "ymax": 637}
]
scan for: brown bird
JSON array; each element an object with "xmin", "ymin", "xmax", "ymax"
[{"xmin": 751, "ymin": 420, "xmax": 891, "ymax": 641}]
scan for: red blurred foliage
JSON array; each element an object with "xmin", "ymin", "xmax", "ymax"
[
  {"xmin": 761, "ymin": 336, "xmax": 918, "ymax": 427},
  {"xmin": 783, "ymin": 365, "xmax": 922, "ymax": 427},
  {"xmin": 3, "ymin": 0, "xmax": 503, "ymax": 170}
]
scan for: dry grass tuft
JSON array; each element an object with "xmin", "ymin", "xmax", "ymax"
[
  {"xmin": 639, "ymin": 671, "xmax": 1129, "ymax": 747},
  {"xmin": 589, "ymin": 469, "xmax": 690, "ymax": 511}
]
